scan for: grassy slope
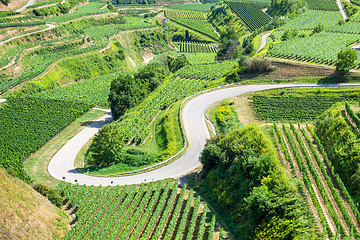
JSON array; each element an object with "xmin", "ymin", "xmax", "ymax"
[{"xmin": 0, "ymin": 168, "xmax": 69, "ymax": 239}]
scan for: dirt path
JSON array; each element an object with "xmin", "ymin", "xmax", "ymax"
[{"xmin": 16, "ymin": 0, "xmax": 36, "ymax": 12}]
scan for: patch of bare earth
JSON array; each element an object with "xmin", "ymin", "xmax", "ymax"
[{"xmin": 0, "ymin": 0, "xmax": 28, "ymax": 11}]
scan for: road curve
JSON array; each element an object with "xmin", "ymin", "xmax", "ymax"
[
  {"xmin": 0, "ymin": 24, "xmax": 56, "ymax": 46},
  {"xmin": 256, "ymin": 33, "xmax": 271, "ymax": 54},
  {"xmin": 48, "ymin": 83, "xmax": 360, "ymax": 186}
]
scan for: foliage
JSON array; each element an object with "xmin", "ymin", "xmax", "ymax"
[
  {"xmin": 240, "ymin": 57, "xmax": 275, "ymax": 73},
  {"xmin": 343, "ymin": 0, "xmax": 359, "ymax": 18},
  {"xmin": 177, "ymin": 41, "xmax": 218, "ymax": 53},
  {"xmin": 165, "ymin": 8, "xmax": 206, "ymax": 20},
  {"xmin": 268, "ymin": 0, "xmax": 305, "ymax": 17},
  {"xmin": 316, "ymin": 104, "xmax": 360, "ymax": 205},
  {"xmin": 225, "ymin": 0, "xmax": 271, "ymax": 31},
  {"xmin": 167, "ymin": 54, "xmax": 191, "ymax": 72},
  {"xmin": 172, "ymin": 19, "xmax": 219, "ymax": 40},
  {"xmin": 304, "ymin": 0, "xmax": 339, "ymax": 11},
  {"xmin": 278, "ymin": 10, "xmax": 342, "ymax": 31},
  {"xmin": 268, "ymin": 32, "xmax": 360, "ymax": 66},
  {"xmin": 281, "ymin": 29, "xmax": 298, "ymax": 41},
  {"xmin": 33, "ymin": 74, "xmax": 116, "ymax": 106},
  {"xmin": 174, "ymin": 60, "xmax": 236, "ymax": 80},
  {"xmin": 132, "ymin": 29, "xmax": 171, "ymax": 54},
  {"xmin": 166, "ymin": 3, "xmax": 216, "ymax": 12},
  {"xmin": 198, "ymin": 125, "xmax": 318, "ymax": 239},
  {"xmin": 0, "ymin": 21, "xmax": 46, "ymax": 28},
  {"xmin": 33, "ymin": 0, "xmax": 87, "ymax": 16},
  {"xmin": 58, "ymin": 180, "xmax": 217, "ymax": 239},
  {"xmin": 188, "ymin": 52, "xmax": 217, "ymax": 64},
  {"xmin": 44, "ymin": 2, "xmax": 112, "ymax": 23},
  {"xmin": 335, "ymin": 48, "xmax": 358, "ymax": 75},
  {"xmin": 216, "ymin": 100, "xmax": 243, "ymax": 133},
  {"xmin": 108, "ymin": 62, "xmax": 168, "ymax": 120},
  {"xmin": 208, "ymin": 3, "xmax": 248, "ymax": 40},
  {"xmin": 0, "ymin": 96, "xmax": 91, "ymax": 183},
  {"xmin": 168, "ymin": 21, "xmax": 215, "ymax": 43},
  {"xmin": 253, "ymin": 95, "xmax": 355, "ymax": 121},
  {"xmin": 86, "ymin": 124, "xmax": 126, "ymax": 166}
]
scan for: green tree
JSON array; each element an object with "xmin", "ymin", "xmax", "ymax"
[
  {"xmin": 335, "ymin": 48, "xmax": 357, "ymax": 75},
  {"xmin": 86, "ymin": 124, "xmax": 125, "ymax": 166},
  {"xmin": 108, "ymin": 74, "xmax": 142, "ymax": 120},
  {"xmin": 167, "ymin": 54, "xmax": 191, "ymax": 73}
]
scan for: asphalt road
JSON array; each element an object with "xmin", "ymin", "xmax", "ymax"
[
  {"xmin": 48, "ymin": 83, "xmax": 360, "ymax": 186},
  {"xmin": 256, "ymin": 33, "xmax": 271, "ymax": 54}
]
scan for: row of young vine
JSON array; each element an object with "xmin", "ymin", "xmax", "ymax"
[{"xmin": 57, "ymin": 180, "xmax": 218, "ymax": 240}]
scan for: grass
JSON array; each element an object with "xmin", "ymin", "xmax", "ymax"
[
  {"xmin": 0, "ymin": 168, "xmax": 69, "ymax": 240},
  {"xmin": 23, "ymin": 109, "xmax": 106, "ymax": 189}
]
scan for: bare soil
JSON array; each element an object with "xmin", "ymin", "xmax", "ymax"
[{"xmin": 0, "ymin": 0, "xmax": 28, "ymax": 11}]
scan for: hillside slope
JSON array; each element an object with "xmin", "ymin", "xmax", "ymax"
[{"xmin": 0, "ymin": 168, "xmax": 69, "ymax": 239}]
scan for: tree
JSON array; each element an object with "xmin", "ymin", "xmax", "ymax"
[
  {"xmin": 335, "ymin": 48, "xmax": 357, "ymax": 75},
  {"xmin": 86, "ymin": 124, "xmax": 125, "ymax": 166},
  {"xmin": 167, "ymin": 54, "xmax": 191, "ymax": 73},
  {"xmin": 108, "ymin": 74, "xmax": 142, "ymax": 120}
]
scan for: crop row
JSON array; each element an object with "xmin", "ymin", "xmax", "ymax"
[
  {"xmin": 57, "ymin": 181, "xmax": 216, "ymax": 240},
  {"xmin": 115, "ymin": 77, "xmax": 207, "ymax": 143},
  {"xmin": 33, "ymin": 74, "xmax": 116, "ymax": 106},
  {"xmin": 174, "ymin": 60, "xmax": 236, "ymax": 80},
  {"xmin": 279, "ymin": 124, "xmax": 333, "ymax": 237},
  {"xmin": 304, "ymin": 0, "xmax": 339, "ymax": 11},
  {"xmin": 165, "ymin": 9, "xmax": 206, "ymax": 20},
  {"xmin": 329, "ymin": 21, "xmax": 360, "ymax": 34},
  {"xmin": 172, "ymin": 19, "xmax": 219, "ymax": 40},
  {"xmin": 253, "ymin": 95, "xmax": 356, "ymax": 121},
  {"xmin": 188, "ymin": 53, "xmax": 217, "ymax": 64},
  {"xmin": 345, "ymin": 102, "xmax": 360, "ymax": 129},
  {"xmin": 177, "ymin": 41, "xmax": 218, "ymax": 53},
  {"xmin": 0, "ymin": 38, "xmax": 108, "ymax": 93},
  {"xmin": 290, "ymin": 123, "xmax": 348, "ymax": 237},
  {"xmin": 0, "ymin": 21, "xmax": 46, "ymax": 28},
  {"xmin": 300, "ymin": 126, "xmax": 360, "ymax": 237},
  {"xmin": 0, "ymin": 97, "xmax": 91, "ymax": 183},
  {"xmin": 278, "ymin": 10, "xmax": 342, "ymax": 31},
  {"xmin": 308, "ymin": 126, "xmax": 360, "ymax": 226},
  {"xmin": 268, "ymin": 32, "xmax": 360, "ymax": 66},
  {"xmin": 224, "ymin": 0, "xmax": 271, "ymax": 31}
]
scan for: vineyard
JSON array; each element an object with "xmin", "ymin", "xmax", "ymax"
[
  {"xmin": 330, "ymin": 21, "xmax": 360, "ymax": 34},
  {"xmin": 253, "ymin": 95, "xmax": 357, "ymax": 121},
  {"xmin": 44, "ymin": 2, "xmax": 112, "ymax": 23},
  {"xmin": 278, "ymin": 10, "xmax": 342, "ymax": 31},
  {"xmin": 0, "ymin": 96, "xmax": 91, "ymax": 183},
  {"xmin": 165, "ymin": 9, "xmax": 206, "ymax": 20},
  {"xmin": 274, "ymin": 123, "xmax": 360, "ymax": 238},
  {"xmin": 224, "ymin": 0, "xmax": 271, "ymax": 31},
  {"xmin": 172, "ymin": 19, "xmax": 219, "ymax": 40},
  {"xmin": 304, "ymin": 0, "xmax": 339, "ymax": 11},
  {"xmin": 57, "ymin": 180, "xmax": 219, "ymax": 240},
  {"xmin": 33, "ymin": 74, "xmax": 117, "ymax": 107},
  {"xmin": 174, "ymin": 60, "xmax": 236, "ymax": 80},
  {"xmin": 267, "ymin": 32, "xmax": 360, "ymax": 66},
  {"xmin": 112, "ymin": 77, "xmax": 208, "ymax": 144},
  {"xmin": 176, "ymin": 41, "xmax": 218, "ymax": 53},
  {"xmin": 188, "ymin": 53, "xmax": 217, "ymax": 64}
]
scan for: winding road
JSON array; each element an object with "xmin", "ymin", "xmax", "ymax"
[
  {"xmin": 0, "ymin": 24, "xmax": 56, "ymax": 46},
  {"xmin": 48, "ymin": 83, "xmax": 360, "ymax": 186},
  {"xmin": 16, "ymin": 0, "xmax": 36, "ymax": 12}
]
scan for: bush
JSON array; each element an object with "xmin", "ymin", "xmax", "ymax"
[
  {"xmin": 33, "ymin": 184, "xmax": 50, "ymax": 196},
  {"xmin": 243, "ymin": 57, "xmax": 275, "ymax": 73},
  {"xmin": 46, "ymin": 190, "xmax": 63, "ymax": 207}
]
